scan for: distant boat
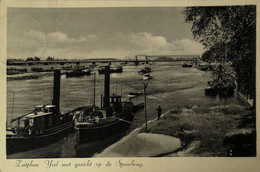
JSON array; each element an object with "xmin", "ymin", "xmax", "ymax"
[
  {"xmin": 182, "ymin": 62, "xmax": 193, "ymax": 68},
  {"xmin": 98, "ymin": 66, "xmax": 123, "ymax": 74},
  {"xmin": 62, "ymin": 65, "xmax": 73, "ymax": 70},
  {"xmin": 143, "ymin": 73, "xmax": 153, "ymax": 80},
  {"xmin": 66, "ymin": 68, "xmax": 91, "ymax": 77},
  {"xmin": 198, "ymin": 65, "xmax": 214, "ymax": 71},
  {"xmin": 128, "ymin": 91, "xmax": 143, "ymax": 98},
  {"xmin": 31, "ymin": 67, "xmax": 54, "ymax": 72},
  {"xmin": 138, "ymin": 66, "xmax": 151, "ymax": 74},
  {"xmin": 197, "ymin": 62, "xmax": 215, "ymax": 71}
]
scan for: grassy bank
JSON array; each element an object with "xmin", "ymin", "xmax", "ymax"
[
  {"xmin": 140, "ymin": 104, "xmax": 256, "ymax": 157},
  {"xmin": 7, "ymin": 72, "xmax": 66, "ymax": 81}
]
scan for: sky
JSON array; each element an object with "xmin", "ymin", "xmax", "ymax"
[{"xmin": 7, "ymin": 7, "xmax": 205, "ymax": 59}]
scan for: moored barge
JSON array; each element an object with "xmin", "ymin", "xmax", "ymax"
[
  {"xmin": 74, "ymin": 66, "xmax": 135, "ymax": 142},
  {"xmin": 98, "ymin": 65, "xmax": 123, "ymax": 74},
  {"xmin": 6, "ymin": 70, "xmax": 75, "ymax": 155}
]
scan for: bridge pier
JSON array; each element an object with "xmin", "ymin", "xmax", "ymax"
[{"xmin": 134, "ymin": 56, "xmax": 139, "ymax": 66}]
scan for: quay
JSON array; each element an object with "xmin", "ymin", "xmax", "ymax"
[
  {"xmin": 94, "ymin": 113, "xmax": 182, "ymax": 157},
  {"xmin": 95, "ymin": 104, "xmax": 256, "ymax": 157}
]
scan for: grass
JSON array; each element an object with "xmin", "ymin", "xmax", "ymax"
[{"xmin": 139, "ymin": 104, "xmax": 255, "ymax": 157}]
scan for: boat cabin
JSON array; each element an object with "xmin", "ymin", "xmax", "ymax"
[
  {"xmin": 109, "ymin": 94, "xmax": 122, "ymax": 113},
  {"xmin": 33, "ymin": 105, "xmax": 56, "ymax": 114},
  {"xmin": 17, "ymin": 105, "xmax": 59, "ymax": 135},
  {"xmin": 109, "ymin": 94, "xmax": 122, "ymax": 104}
]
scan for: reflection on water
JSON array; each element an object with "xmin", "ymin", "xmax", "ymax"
[{"xmin": 7, "ymin": 62, "xmax": 242, "ymax": 158}]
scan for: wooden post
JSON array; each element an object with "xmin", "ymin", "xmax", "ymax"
[
  {"xmin": 93, "ymin": 72, "xmax": 96, "ymax": 107},
  {"xmin": 143, "ymin": 81, "xmax": 148, "ymax": 133}
]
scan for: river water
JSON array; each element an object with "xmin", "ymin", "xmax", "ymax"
[{"xmin": 6, "ymin": 62, "xmax": 242, "ymax": 158}]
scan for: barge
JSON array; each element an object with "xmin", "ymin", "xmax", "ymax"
[
  {"xmin": 74, "ymin": 66, "xmax": 135, "ymax": 142},
  {"xmin": 6, "ymin": 70, "xmax": 75, "ymax": 155}
]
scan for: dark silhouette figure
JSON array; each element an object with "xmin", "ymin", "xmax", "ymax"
[{"xmin": 157, "ymin": 106, "xmax": 162, "ymax": 120}]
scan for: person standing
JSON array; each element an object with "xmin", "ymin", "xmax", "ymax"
[{"xmin": 157, "ymin": 106, "xmax": 162, "ymax": 120}]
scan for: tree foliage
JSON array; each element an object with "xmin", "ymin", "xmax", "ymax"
[
  {"xmin": 47, "ymin": 56, "xmax": 55, "ymax": 61},
  {"xmin": 201, "ymin": 42, "xmax": 227, "ymax": 63},
  {"xmin": 26, "ymin": 56, "xmax": 41, "ymax": 61},
  {"xmin": 34, "ymin": 56, "xmax": 40, "ymax": 61},
  {"xmin": 183, "ymin": 6, "xmax": 256, "ymax": 101},
  {"xmin": 210, "ymin": 63, "xmax": 236, "ymax": 90},
  {"xmin": 26, "ymin": 57, "xmax": 34, "ymax": 61}
]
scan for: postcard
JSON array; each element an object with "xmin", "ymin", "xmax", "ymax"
[{"xmin": 0, "ymin": 0, "xmax": 259, "ymax": 171}]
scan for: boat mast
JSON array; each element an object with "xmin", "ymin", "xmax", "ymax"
[
  {"xmin": 11, "ymin": 92, "xmax": 15, "ymax": 128},
  {"xmin": 93, "ymin": 72, "xmax": 96, "ymax": 107},
  {"xmin": 121, "ymin": 83, "xmax": 122, "ymax": 96},
  {"xmin": 104, "ymin": 66, "xmax": 111, "ymax": 117},
  {"xmin": 115, "ymin": 82, "xmax": 117, "ymax": 95}
]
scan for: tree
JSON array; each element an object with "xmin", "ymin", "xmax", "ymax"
[
  {"xmin": 201, "ymin": 42, "xmax": 227, "ymax": 63},
  {"xmin": 34, "ymin": 56, "xmax": 40, "ymax": 61},
  {"xmin": 26, "ymin": 57, "xmax": 34, "ymax": 61},
  {"xmin": 47, "ymin": 56, "xmax": 55, "ymax": 61},
  {"xmin": 183, "ymin": 6, "xmax": 256, "ymax": 105}
]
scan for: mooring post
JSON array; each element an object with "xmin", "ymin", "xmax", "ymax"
[{"xmin": 143, "ymin": 81, "xmax": 148, "ymax": 133}]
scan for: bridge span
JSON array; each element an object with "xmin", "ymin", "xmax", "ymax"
[{"xmin": 7, "ymin": 55, "xmax": 200, "ymax": 66}]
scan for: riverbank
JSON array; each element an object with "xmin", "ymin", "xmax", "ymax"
[
  {"xmin": 7, "ymin": 72, "xmax": 65, "ymax": 81},
  {"xmin": 96, "ymin": 104, "xmax": 256, "ymax": 157}
]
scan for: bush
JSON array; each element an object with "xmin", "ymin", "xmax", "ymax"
[
  {"xmin": 211, "ymin": 105, "xmax": 246, "ymax": 115},
  {"xmin": 210, "ymin": 63, "xmax": 236, "ymax": 93}
]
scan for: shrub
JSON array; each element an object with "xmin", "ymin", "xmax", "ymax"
[{"xmin": 210, "ymin": 63, "xmax": 236, "ymax": 93}]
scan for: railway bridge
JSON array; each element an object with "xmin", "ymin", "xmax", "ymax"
[{"xmin": 7, "ymin": 55, "xmax": 200, "ymax": 66}]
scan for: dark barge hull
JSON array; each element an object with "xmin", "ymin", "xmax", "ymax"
[
  {"xmin": 6, "ymin": 121, "xmax": 74, "ymax": 155},
  {"xmin": 98, "ymin": 68, "xmax": 123, "ymax": 74},
  {"xmin": 75, "ymin": 114, "xmax": 133, "ymax": 142},
  {"xmin": 65, "ymin": 71, "xmax": 91, "ymax": 77},
  {"xmin": 182, "ymin": 64, "xmax": 193, "ymax": 67}
]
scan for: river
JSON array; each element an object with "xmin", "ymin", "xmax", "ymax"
[{"xmin": 6, "ymin": 62, "xmax": 242, "ymax": 158}]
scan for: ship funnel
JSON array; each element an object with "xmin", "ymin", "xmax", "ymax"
[
  {"xmin": 52, "ymin": 70, "xmax": 61, "ymax": 114},
  {"xmin": 104, "ymin": 66, "xmax": 110, "ymax": 109}
]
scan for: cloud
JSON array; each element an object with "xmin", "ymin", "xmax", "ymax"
[
  {"xmin": 8, "ymin": 30, "xmax": 204, "ymax": 59},
  {"xmin": 24, "ymin": 30, "xmax": 95, "ymax": 45},
  {"xmin": 25, "ymin": 30, "xmax": 46, "ymax": 41},
  {"xmin": 8, "ymin": 30, "xmax": 98, "ymax": 58},
  {"xmin": 129, "ymin": 32, "xmax": 169, "ymax": 49},
  {"xmin": 125, "ymin": 32, "xmax": 204, "ymax": 56}
]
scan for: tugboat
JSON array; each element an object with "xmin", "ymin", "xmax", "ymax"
[
  {"xmin": 74, "ymin": 66, "xmax": 135, "ymax": 141},
  {"xmin": 127, "ymin": 91, "xmax": 143, "ymax": 98},
  {"xmin": 98, "ymin": 65, "xmax": 123, "ymax": 74},
  {"xmin": 6, "ymin": 70, "xmax": 75, "ymax": 155},
  {"xmin": 138, "ymin": 66, "xmax": 151, "ymax": 74}
]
